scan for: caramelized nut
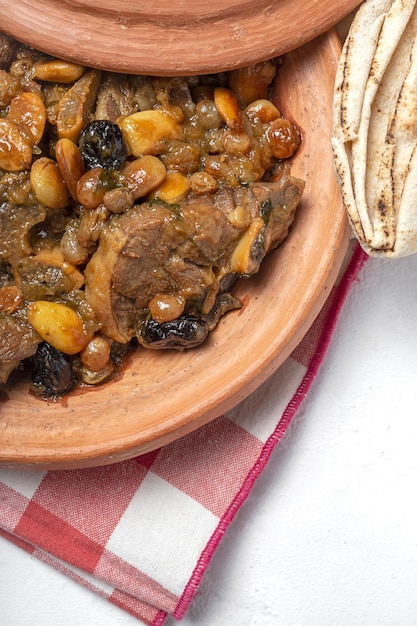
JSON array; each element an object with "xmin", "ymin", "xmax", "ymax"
[
  {"xmin": 230, "ymin": 218, "xmax": 265, "ymax": 275},
  {"xmin": 213, "ymin": 87, "xmax": 242, "ymax": 130},
  {"xmin": 148, "ymin": 171, "xmax": 191, "ymax": 204},
  {"xmin": 33, "ymin": 59, "xmax": 86, "ymax": 84},
  {"xmin": 227, "ymin": 204, "xmax": 251, "ymax": 229},
  {"xmin": 122, "ymin": 155, "xmax": 166, "ymax": 199},
  {"xmin": 55, "ymin": 137, "xmax": 85, "ymax": 201},
  {"xmin": 27, "ymin": 301, "xmax": 92, "ymax": 354},
  {"xmin": 30, "ymin": 157, "xmax": 70, "ymax": 209},
  {"xmin": 76, "ymin": 167, "xmax": 106, "ymax": 209},
  {"xmin": 118, "ymin": 109, "xmax": 181, "ymax": 156}
]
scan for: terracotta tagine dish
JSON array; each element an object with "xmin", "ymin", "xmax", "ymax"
[{"xmin": 0, "ymin": 2, "xmax": 360, "ymax": 469}]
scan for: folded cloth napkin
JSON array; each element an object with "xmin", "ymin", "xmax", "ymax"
[{"xmin": 0, "ymin": 242, "xmax": 367, "ymax": 625}]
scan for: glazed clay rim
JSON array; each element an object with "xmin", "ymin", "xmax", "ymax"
[
  {"xmin": 1, "ymin": 0, "xmax": 363, "ymax": 74},
  {"xmin": 0, "ymin": 29, "xmax": 350, "ymax": 469}
]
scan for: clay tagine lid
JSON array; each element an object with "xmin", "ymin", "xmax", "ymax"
[{"xmin": 2, "ymin": 0, "xmax": 362, "ymax": 75}]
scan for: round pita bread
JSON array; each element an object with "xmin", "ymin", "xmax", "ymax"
[{"xmin": 332, "ymin": 0, "xmax": 417, "ymax": 257}]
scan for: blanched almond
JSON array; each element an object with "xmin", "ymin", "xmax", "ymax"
[
  {"xmin": 30, "ymin": 157, "xmax": 70, "ymax": 209},
  {"xmin": 55, "ymin": 137, "xmax": 85, "ymax": 201},
  {"xmin": 230, "ymin": 218, "xmax": 265, "ymax": 274},
  {"xmin": 118, "ymin": 109, "xmax": 181, "ymax": 156},
  {"xmin": 148, "ymin": 171, "xmax": 191, "ymax": 204},
  {"xmin": 213, "ymin": 87, "xmax": 242, "ymax": 130},
  {"xmin": 27, "ymin": 301, "xmax": 92, "ymax": 354},
  {"xmin": 33, "ymin": 59, "xmax": 86, "ymax": 84}
]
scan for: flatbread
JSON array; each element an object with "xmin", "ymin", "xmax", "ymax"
[{"xmin": 332, "ymin": 0, "xmax": 417, "ymax": 257}]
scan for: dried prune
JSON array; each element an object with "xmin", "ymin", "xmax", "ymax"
[
  {"xmin": 139, "ymin": 315, "xmax": 207, "ymax": 349},
  {"xmin": 31, "ymin": 341, "xmax": 75, "ymax": 398},
  {"xmin": 138, "ymin": 294, "xmax": 241, "ymax": 349},
  {"xmin": 79, "ymin": 120, "xmax": 127, "ymax": 170}
]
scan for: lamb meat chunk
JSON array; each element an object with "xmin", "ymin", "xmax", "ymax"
[
  {"xmin": 0, "ymin": 202, "xmax": 46, "ymax": 260},
  {"xmin": 0, "ymin": 310, "xmax": 40, "ymax": 384},
  {"xmin": 56, "ymin": 69, "xmax": 102, "ymax": 143},
  {"xmin": 94, "ymin": 73, "xmax": 136, "ymax": 123},
  {"xmin": 216, "ymin": 174, "xmax": 304, "ymax": 278},
  {"xmin": 153, "ymin": 76, "xmax": 196, "ymax": 118},
  {"xmin": 84, "ymin": 202, "xmax": 221, "ymax": 343},
  {"xmin": 16, "ymin": 256, "xmax": 75, "ymax": 301},
  {"xmin": 128, "ymin": 75, "xmax": 157, "ymax": 111},
  {"xmin": 0, "ymin": 171, "xmax": 34, "ymax": 206},
  {"xmin": 0, "ymin": 34, "xmax": 17, "ymax": 68},
  {"xmin": 114, "ymin": 204, "xmax": 181, "ymax": 304},
  {"xmin": 175, "ymin": 189, "xmax": 241, "ymax": 265},
  {"xmin": 84, "ymin": 215, "xmax": 133, "ymax": 344},
  {"xmin": 84, "ymin": 174, "xmax": 304, "ymax": 349},
  {"xmin": 251, "ymin": 177, "xmax": 305, "ymax": 251}
]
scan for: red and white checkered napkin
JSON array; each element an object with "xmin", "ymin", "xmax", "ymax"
[{"xmin": 0, "ymin": 243, "xmax": 367, "ymax": 625}]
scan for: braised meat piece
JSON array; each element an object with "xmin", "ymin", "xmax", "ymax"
[
  {"xmin": 0, "ymin": 310, "xmax": 40, "ymax": 383},
  {"xmin": 94, "ymin": 73, "xmax": 135, "ymax": 122},
  {"xmin": 0, "ymin": 33, "xmax": 17, "ymax": 68},
  {"xmin": 0, "ymin": 202, "xmax": 46, "ymax": 260},
  {"xmin": 85, "ymin": 174, "xmax": 304, "ymax": 348}
]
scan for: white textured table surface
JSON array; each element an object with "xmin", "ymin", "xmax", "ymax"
[{"xmin": 2, "ymin": 251, "xmax": 417, "ymax": 625}]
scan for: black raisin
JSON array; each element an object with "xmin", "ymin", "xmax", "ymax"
[{"xmin": 79, "ymin": 120, "xmax": 127, "ymax": 170}]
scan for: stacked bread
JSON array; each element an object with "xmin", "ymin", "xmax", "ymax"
[{"xmin": 332, "ymin": 0, "xmax": 417, "ymax": 257}]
